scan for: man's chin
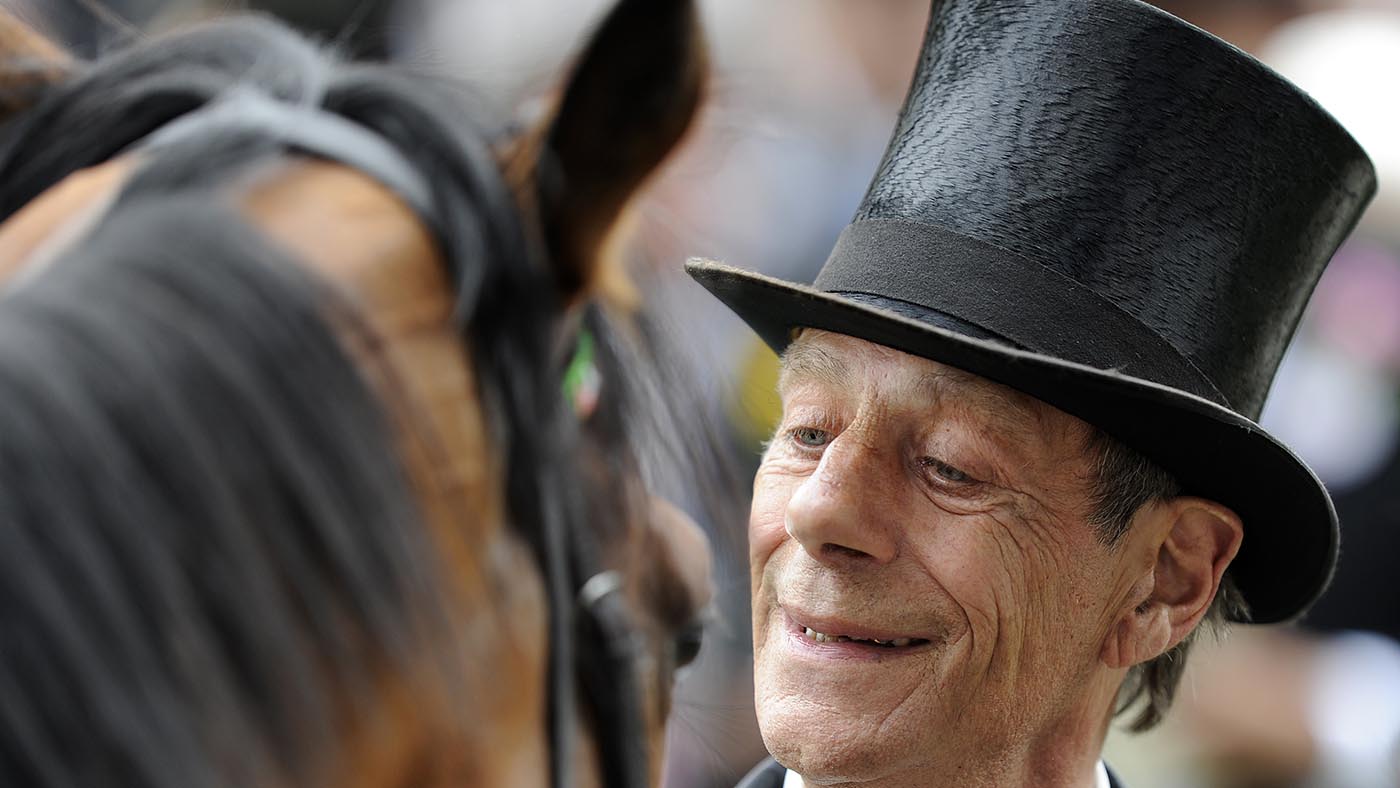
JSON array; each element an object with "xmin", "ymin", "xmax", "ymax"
[
  {"xmin": 754, "ymin": 683, "xmax": 925, "ymax": 784},
  {"xmin": 761, "ymin": 721, "xmax": 903, "ymax": 785}
]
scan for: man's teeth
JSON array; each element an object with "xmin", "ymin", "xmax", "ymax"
[{"xmin": 802, "ymin": 626, "xmax": 914, "ymax": 647}]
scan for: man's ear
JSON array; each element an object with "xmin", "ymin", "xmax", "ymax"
[
  {"xmin": 0, "ymin": 9, "xmax": 74, "ymax": 123},
  {"xmin": 521, "ymin": 0, "xmax": 705, "ymax": 301},
  {"xmin": 1101, "ymin": 497, "xmax": 1243, "ymax": 670}
]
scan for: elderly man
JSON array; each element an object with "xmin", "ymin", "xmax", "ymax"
[{"xmin": 687, "ymin": 0, "xmax": 1375, "ymax": 786}]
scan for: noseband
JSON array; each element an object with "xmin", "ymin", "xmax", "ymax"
[{"xmin": 132, "ymin": 90, "xmax": 646, "ymax": 788}]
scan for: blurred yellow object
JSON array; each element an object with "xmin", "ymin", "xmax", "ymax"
[{"xmin": 730, "ymin": 337, "xmax": 782, "ymax": 450}]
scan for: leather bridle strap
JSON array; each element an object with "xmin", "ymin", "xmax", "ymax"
[{"xmin": 133, "ymin": 89, "xmax": 437, "ymax": 237}]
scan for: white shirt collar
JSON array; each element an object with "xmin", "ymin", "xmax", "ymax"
[
  {"xmin": 782, "ymin": 761, "xmax": 1110, "ymax": 787},
  {"xmin": 1095, "ymin": 760, "xmax": 1111, "ymax": 788}
]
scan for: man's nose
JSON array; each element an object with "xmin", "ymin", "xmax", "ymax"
[{"xmin": 783, "ymin": 435, "xmax": 898, "ymax": 566}]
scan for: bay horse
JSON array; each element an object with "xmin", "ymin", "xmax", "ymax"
[{"xmin": 0, "ymin": 2, "xmax": 714, "ymax": 786}]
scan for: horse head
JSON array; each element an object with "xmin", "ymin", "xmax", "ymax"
[{"xmin": 0, "ymin": 3, "xmax": 715, "ymax": 786}]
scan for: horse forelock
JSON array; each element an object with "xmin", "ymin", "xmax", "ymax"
[{"xmin": 0, "ymin": 193, "xmax": 468, "ymax": 786}]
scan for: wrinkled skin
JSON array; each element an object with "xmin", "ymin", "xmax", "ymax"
[{"xmin": 750, "ymin": 330, "xmax": 1241, "ymax": 788}]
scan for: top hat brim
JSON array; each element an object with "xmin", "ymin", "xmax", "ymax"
[{"xmin": 688, "ymin": 258, "xmax": 1336, "ymax": 625}]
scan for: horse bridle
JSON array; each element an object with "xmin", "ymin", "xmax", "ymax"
[{"xmin": 135, "ymin": 90, "xmax": 646, "ymax": 788}]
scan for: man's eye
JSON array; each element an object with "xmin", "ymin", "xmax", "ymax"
[
  {"xmin": 919, "ymin": 456, "xmax": 974, "ymax": 484},
  {"xmin": 789, "ymin": 427, "xmax": 831, "ymax": 448}
]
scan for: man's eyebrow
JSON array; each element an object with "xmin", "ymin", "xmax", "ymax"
[{"xmin": 778, "ymin": 340, "xmax": 849, "ymax": 393}]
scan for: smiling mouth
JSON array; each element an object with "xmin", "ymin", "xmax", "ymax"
[{"xmin": 798, "ymin": 625, "xmax": 930, "ymax": 649}]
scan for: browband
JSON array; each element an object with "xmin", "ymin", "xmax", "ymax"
[{"xmin": 135, "ymin": 89, "xmax": 436, "ymax": 232}]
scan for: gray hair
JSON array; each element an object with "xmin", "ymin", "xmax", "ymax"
[{"xmin": 1085, "ymin": 431, "xmax": 1250, "ymax": 732}]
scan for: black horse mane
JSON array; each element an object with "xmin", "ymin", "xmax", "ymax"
[{"xmin": 0, "ymin": 14, "xmax": 599, "ymax": 786}]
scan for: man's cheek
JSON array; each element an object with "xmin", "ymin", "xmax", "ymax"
[
  {"xmin": 749, "ymin": 475, "xmax": 792, "ymax": 563},
  {"xmin": 924, "ymin": 532, "xmax": 1020, "ymax": 659}
]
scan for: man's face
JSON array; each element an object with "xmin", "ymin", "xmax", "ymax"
[{"xmin": 750, "ymin": 331, "xmax": 1136, "ymax": 782}]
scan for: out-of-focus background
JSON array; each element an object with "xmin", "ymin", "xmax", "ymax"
[{"xmin": 14, "ymin": 0, "xmax": 1400, "ymax": 785}]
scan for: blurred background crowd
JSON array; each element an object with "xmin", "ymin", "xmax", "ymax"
[{"xmin": 10, "ymin": 0, "xmax": 1399, "ymax": 785}]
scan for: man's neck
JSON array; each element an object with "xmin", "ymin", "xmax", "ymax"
[{"xmin": 784, "ymin": 681, "xmax": 1119, "ymax": 788}]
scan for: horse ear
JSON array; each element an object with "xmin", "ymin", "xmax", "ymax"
[
  {"xmin": 529, "ymin": 0, "xmax": 705, "ymax": 299},
  {"xmin": 0, "ymin": 9, "xmax": 74, "ymax": 123}
]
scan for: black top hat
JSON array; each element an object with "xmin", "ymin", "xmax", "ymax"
[{"xmin": 688, "ymin": 0, "xmax": 1375, "ymax": 623}]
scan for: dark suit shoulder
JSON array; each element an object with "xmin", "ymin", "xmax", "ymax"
[{"xmin": 735, "ymin": 758, "xmax": 785, "ymax": 788}]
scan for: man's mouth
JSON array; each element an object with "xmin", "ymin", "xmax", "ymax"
[
  {"xmin": 800, "ymin": 626, "xmax": 928, "ymax": 649},
  {"xmin": 784, "ymin": 609, "xmax": 935, "ymax": 654}
]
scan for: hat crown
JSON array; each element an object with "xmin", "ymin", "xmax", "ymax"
[{"xmin": 843, "ymin": 0, "xmax": 1374, "ymax": 417}]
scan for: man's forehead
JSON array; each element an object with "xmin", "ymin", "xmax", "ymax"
[
  {"xmin": 778, "ymin": 330, "xmax": 1081, "ymax": 439},
  {"xmin": 782, "ymin": 330, "xmax": 999, "ymax": 396}
]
